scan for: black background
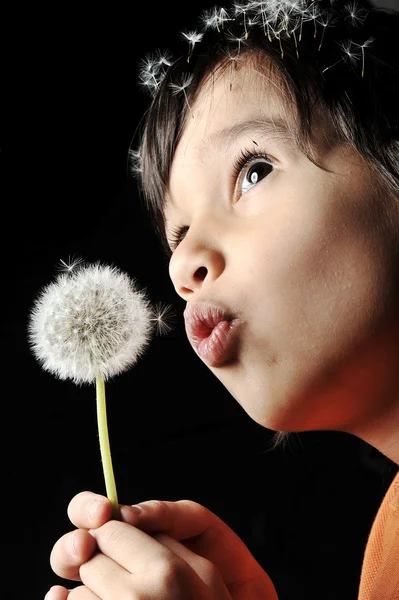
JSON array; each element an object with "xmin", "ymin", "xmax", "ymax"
[{"xmin": 3, "ymin": 1, "xmax": 399, "ymax": 599}]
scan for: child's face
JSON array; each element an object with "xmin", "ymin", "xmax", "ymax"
[{"xmin": 164, "ymin": 60, "xmax": 399, "ymax": 435}]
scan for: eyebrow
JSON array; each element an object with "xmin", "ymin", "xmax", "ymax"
[{"xmin": 201, "ymin": 115, "xmax": 299, "ymax": 153}]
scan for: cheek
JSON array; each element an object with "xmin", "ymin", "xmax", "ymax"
[{"xmin": 242, "ymin": 188, "xmax": 390, "ymax": 359}]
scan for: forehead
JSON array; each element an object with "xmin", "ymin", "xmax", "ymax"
[{"xmin": 176, "ymin": 58, "xmax": 290, "ymax": 157}]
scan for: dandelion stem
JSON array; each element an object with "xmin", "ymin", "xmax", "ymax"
[{"xmin": 96, "ymin": 376, "xmax": 120, "ymax": 519}]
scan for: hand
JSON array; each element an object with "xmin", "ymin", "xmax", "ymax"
[{"xmin": 46, "ymin": 491, "xmax": 279, "ymax": 600}]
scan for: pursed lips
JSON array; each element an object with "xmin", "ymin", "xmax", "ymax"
[{"xmin": 183, "ymin": 302, "xmax": 241, "ymax": 366}]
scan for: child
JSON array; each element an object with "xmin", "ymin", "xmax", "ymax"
[{"xmin": 45, "ymin": 1, "xmax": 399, "ymax": 598}]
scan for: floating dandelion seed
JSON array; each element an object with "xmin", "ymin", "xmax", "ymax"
[
  {"xmin": 151, "ymin": 301, "xmax": 177, "ymax": 336},
  {"xmin": 28, "ymin": 259, "xmax": 169, "ymax": 518}
]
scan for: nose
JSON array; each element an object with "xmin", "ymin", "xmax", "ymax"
[{"xmin": 168, "ymin": 229, "xmax": 225, "ymax": 301}]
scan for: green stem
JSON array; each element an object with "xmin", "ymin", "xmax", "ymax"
[{"xmin": 96, "ymin": 376, "xmax": 121, "ymax": 520}]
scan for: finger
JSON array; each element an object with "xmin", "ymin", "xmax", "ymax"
[
  {"xmin": 45, "ymin": 585, "xmax": 101, "ymax": 600},
  {"xmin": 153, "ymin": 533, "xmax": 231, "ymax": 600},
  {"xmin": 67, "ymin": 492, "xmax": 112, "ymax": 529},
  {"xmin": 45, "ymin": 585, "xmax": 70, "ymax": 600},
  {"xmin": 50, "ymin": 529, "xmax": 97, "ymax": 581},
  {"xmin": 88, "ymin": 520, "xmax": 176, "ymax": 574},
  {"xmin": 78, "ymin": 550, "xmax": 134, "ymax": 599}
]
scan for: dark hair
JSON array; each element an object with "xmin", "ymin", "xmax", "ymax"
[{"xmin": 132, "ymin": 0, "xmax": 399, "ymax": 448}]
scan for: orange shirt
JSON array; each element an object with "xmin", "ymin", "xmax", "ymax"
[{"xmin": 358, "ymin": 469, "xmax": 399, "ymax": 599}]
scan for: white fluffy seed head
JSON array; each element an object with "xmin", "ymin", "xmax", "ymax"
[{"xmin": 28, "ymin": 261, "xmax": 155, "ymax": 384}]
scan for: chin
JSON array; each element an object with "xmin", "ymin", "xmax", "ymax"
[
  {"xmin": 218, "ymin": 373, "xmax": 284, "ymax": 427},
  {"xmin": 220, "ymin": 364, "xmax": 324, "ymax": 432}
]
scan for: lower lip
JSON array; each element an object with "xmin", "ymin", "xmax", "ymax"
[{"xmin": 196, "ymin": 319, "xmax": 239, "ymax": 367}]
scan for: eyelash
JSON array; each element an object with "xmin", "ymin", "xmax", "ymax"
[
  {"xmin": 169, "ymin": 225, "xmax": 189, "ymax": 252},
  {"xmin": 168, "ymin": 148, "xmax": 275, "ymax": 252}
]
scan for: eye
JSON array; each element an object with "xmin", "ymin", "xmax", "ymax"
[
  {"xmin": 241, "ymin": 160, "xmax": 274, "ymax": 194},
  {"xmin": 233, "ymin": 149, "xmax": 275, "ymax": 198}
]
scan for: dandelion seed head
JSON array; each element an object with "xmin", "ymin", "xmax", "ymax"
[{"xmin": 28, "ymin": 261, "xmax": 155, "ymax": 384}]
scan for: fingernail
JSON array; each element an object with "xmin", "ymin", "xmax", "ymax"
[{"xmin": 120, "ymin": 504, "xmax": 142, "ymax": 522}]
